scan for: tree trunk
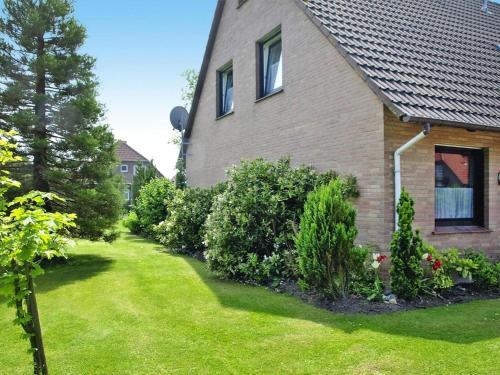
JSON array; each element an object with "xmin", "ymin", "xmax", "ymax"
[
  {"xmin": 33, "ymin": 33, "xmax": 50, "ymax": 200},
  {"xmin": 26, "ymin": 266, "xmax": 49, "ymax": 375}
]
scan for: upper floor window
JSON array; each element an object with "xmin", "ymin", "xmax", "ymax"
[
  {"xmin": 217, "ymin": 63, "xmax": 234, "ymax": 117},
  {"xmin": 435, "ymin": 146, "xmax": 484, "ymax": 227},
  {"xmin": 258, "ymin": 29, "xmax": 282, "ymax": 98},
  {"xmin": 120, "ymin": 164, "xmax": 128, "ymax": 173}
]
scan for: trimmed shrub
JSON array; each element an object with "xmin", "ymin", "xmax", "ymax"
[
  {"xmin": 133, "ymin": 178, "xmax": 176, "ymax": 237},
  {"xmin": 295, "ymin": 179, "xmax": 358, "ymax": 299},
  {"xmin": 390, "ymin": 189, "xmax": 424, "ymax": 300},
  {"xmin": 123, "ymin": 211, "xmax": 141, "ymax": 234},
  {"xmin": 204, "ymin": 158, "xmax": 357, "ymax": 284},
  {"xmin": 103, "ymin": 229, "xmax": 120, "ymax": 243},
  {"xmin": 155, "ymin": 183, "xmax": 225, "ymax": 256}
]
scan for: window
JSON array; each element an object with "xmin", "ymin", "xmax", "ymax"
[
  {"xmin": 124, "ymin": 184, "xmax": 132, "ymax": 203},
  {"xmin": 435, "ymin": 146, "xmax": 484, "ymax": 227},
  {"xmin": 217, "ymin": 64, "xmax": 234, "ymax": 117},
  {"xmin": 120, "ymin": 164, "xmax": 128, "ymax": 173},
  {"xmin": 258, "ymin": 30, "xmax": 282, "ymax": 98}
]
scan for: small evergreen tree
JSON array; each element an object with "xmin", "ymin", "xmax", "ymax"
[
  {"xmin": 390, "ymin": 189, "xmax": 424, "ymax": 300},
  {"xmin": 295, "ymin": 179, "xmax": 358, "ymax": 299},
  {"xmin": 131, "ymin": 161, "xmax": 158, "ymax": 204}
]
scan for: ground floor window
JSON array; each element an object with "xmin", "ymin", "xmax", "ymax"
[{"xmin": 435, "ymin": 146, "xmax": 484, "ymax": 227}]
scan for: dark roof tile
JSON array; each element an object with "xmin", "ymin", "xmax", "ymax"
[{"xmin": 303, "ymin": 0, "xmax": 500, "ymax": 129}]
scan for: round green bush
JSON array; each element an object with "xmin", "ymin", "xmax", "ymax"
[
  {"xmin": 123, "ymin": 211, "xmax": 141, "ymax": 234},
  {"xmin": 155, "ymin": 184, "xmax": 225, "ymax": 255},
  {"xmin": 204, "ymin": 158, "xmax": 357, "ymax": 284},
  {"xmin": 133, "ymin": 178, "xmax": 176, "ymax": 237},
  {"xmin": 295, "ymin": 178, "xmax": 358, "ymax": 299}
]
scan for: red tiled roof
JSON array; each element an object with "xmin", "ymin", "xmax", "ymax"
[{"xmin": 116, "ymin": 141, "xmax": 149, "ymax": 162}]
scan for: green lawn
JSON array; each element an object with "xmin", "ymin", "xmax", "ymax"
[{"xmin": 1, "ymin": 230, "xmax": 499, "ymax": 374}]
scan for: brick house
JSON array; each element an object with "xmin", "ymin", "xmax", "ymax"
[
  {"xmin": 116, "ymin": 141, "xmax": 162, "ymax": 205},
  {"xmin": 183, "ymin": 0, "xmax": 500, "ymax": 257}
]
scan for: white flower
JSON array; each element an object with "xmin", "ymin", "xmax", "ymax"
[
  {"xmin": 372, "ymin": 253, "xmax": 380, "ymax": 261},
  {"xmin": 422, "ymin": 253, "xmax": 429, "ymax": 260}
]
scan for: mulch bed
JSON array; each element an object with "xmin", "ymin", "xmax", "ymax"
[{"xmin": 274, "ymin": 280, "xmax": 500, "ymax": 314}]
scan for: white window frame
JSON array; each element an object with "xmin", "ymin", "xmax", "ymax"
[
  {"xmin": 121, "ymin": 164, "xmax": 128, "ymax": 173},
  {"xmin": 221, "ymin": 67, "xmax": 234, "ymax": 115},
  {"xmin": 260, "ymin": 32, "xmax": 282, "ymax": 97},
  {"xmin": 217, "ymin": 62, "xmax": 234, "ymax": 117}
]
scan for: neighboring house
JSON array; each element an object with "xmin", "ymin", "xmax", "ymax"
[
  {"xmin": 116, "ymin": 141, "xmax": 162, "ymax": 205},
  {"xmin": 184, "ymin": 0, "xmax": 500, "ymax": 257}
]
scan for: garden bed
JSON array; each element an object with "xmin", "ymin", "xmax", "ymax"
[{"xmin": 275, "ymin": 280, "xmax": 500, "ymax": 314}]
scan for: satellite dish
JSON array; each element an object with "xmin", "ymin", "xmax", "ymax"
[{"xmin": 170, "ymin": 106, "xmax": 189, "ymax": 131}]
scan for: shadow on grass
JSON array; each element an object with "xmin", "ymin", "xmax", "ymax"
[
  {"xmin": 35, "ymin": 254, "xmax": 114, "ymax": 294},
  {"xmin": 174, "ymin": 254, "xmax": 500, "ymax": 344}
]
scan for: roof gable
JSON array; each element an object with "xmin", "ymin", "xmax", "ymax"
[{"xmin": 116, "ymin": 141, "xmax": 149, "ymax": 162}]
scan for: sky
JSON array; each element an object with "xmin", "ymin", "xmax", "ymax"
[{"xmin": 74, "ymin": 0, "xmax": 218, "ymax": 177}]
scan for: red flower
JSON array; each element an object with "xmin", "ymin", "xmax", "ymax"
[
  {"xmin": 426, "ymin": 255, "xmax": 433, "ymax": 262},
  {"xmin": 432, "ymin": 260, "xmax": 442, "ymax": 271},
  {"xmin": 376, "ymin": 255, "xmax": 387, "ymax": 263}
]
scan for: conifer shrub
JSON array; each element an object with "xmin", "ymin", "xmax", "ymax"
[
  {"xmin": 295, "ymin": 179, "xmax": 358, "ymax": 299},
  {"xmin": 155, "ymin": 183, "xmax": 225, "ymax": 256},
  {"xmin": 390, "ymin": 189, "xmax": 424, "ymax": 300},
  {"xmin": 204, "ymin": 158, "xmax": 358, "ymax": 284}
]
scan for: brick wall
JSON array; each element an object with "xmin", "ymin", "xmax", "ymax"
[
  {"xmin": 384, "ymin": 109, "xmax": 500, "ymax": 258},
  {"xmin": 186, "ymin": 0, "xmax": 386, "ymax": 246}
]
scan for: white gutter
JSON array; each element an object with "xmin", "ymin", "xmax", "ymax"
[{"xmin": 394, "ymin": 123, "xmax": 431, "ymax": 230}]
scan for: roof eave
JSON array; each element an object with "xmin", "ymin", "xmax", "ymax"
[{"xmin": 401, "ymin": 115, "xmax": 500, "ymax": 133}]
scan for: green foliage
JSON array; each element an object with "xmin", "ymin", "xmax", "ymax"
[
  {"xmin": 133, "ymin": 178, "xmax": 175, "ymax": 237},
  {"xmin": 349, "ymin": 245, "xmax": 386, "ymax": 301},
  {"xmin": 123, "ymin": 211, "xmax": 141, "ymax": 235},
  {"xmin": 390, "ymin": 189, "xmax": 424, "ymax": 300},
  {"xmin": 132, "ymin": 161, "xmax": 159, "ymax": 204},
  {"xmin": 295, "ymin": 179, "xmax": 358, "ymax": 299},
  {"xmin": 464, "ymin": 251, "xmax": 500, "ymax": 289},
  {"xmin": 155, "ymin": 184, "xmax": 225, "ymax": 256},
  {"xmin": 103, "ymin": 229, "xmax": 120, "ymax": 243},
  {"xmin": 174, "ymin": 158, "xmax": 187, "ymax": 190},
  {"xmin": 0, "ymin": 0, "xmax": 122, "ymax": 239},
  {"xmin": 0, "ymin": 130, "xmax": 75, "ymax": 374},
  {"xmin": 205, "ymin": 158, "xmax": 356, "ymax": 284},
  {"xmin": 181, "ymin": 69, "xmax": 199, "ymax": 110}
]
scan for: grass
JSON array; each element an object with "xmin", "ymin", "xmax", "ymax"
[{"xmin": 1, "ymin": 230, "xmax": 499, "ymax": 374}]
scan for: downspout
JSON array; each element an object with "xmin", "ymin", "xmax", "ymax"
[{"xmin": 394, "ymin": 123, "xmax": 431, "ymax": 230}]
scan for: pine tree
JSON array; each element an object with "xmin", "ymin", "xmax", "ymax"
[{"xmin": 0, "ymin": 0, "xmax": 122, "ymax": 238}]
